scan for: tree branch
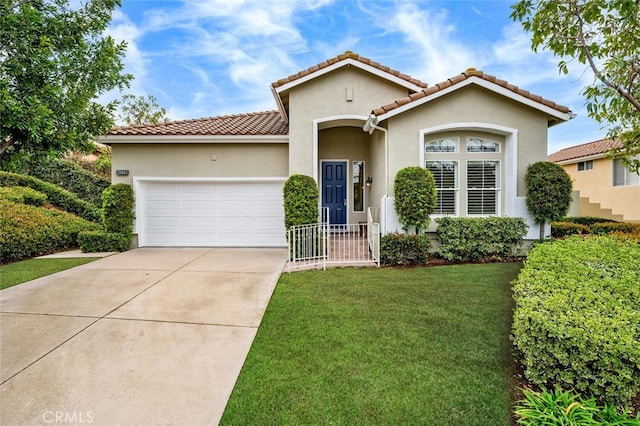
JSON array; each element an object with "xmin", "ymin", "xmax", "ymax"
[
  {"xmin": 0, "ymin": 135, "xmax": 14, "ymax": 155},
  {"xmin": 570, "ymin": 0, "xmax": 640, "ymax": 113}
]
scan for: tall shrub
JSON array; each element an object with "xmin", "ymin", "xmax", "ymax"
[
  {"xmin": 524, "ymin": 162, "xmax": 573, "ymax": 240},
  {"xmin": 28, "ymin": 157, "xmax": 111, "ymax": 207},
  {"xmin": 102, "ymin": 184, "xmax": 135, "ymax": 240},
  {"xmin": 283, "ymin": 174, "xmax": 319, "ymax": 229},
  {"xmin": 393, "ymin": 166, "xmax": 437, "ymax": 234}
]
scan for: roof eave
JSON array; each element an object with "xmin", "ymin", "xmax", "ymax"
[
  {"xmin": 273, "ymin": 58, "xmax": 425, "ymax": 95},
  {"xmin": 375, "ymin": 77, "xmax": 573, "ymax": 125},
  {"xmin": 100, "ymin": 134, "xmax": 289, "ymax": 144},
  {"xmin": 271, "ymin": 85, "xmax": 288, "ymax": 122}
]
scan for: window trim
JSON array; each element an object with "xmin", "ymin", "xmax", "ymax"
[{"xmin": 465, "ymin": 159, "xmax": 501, "ymax": 216}]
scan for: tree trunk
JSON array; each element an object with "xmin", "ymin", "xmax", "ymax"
[{"xmin": 539, "ymin": 222, "xmax": 545, "ymax": 241}]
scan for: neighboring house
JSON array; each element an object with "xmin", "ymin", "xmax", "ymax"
[
  {"xmin": 549, "ymin": 139, "xmax": 640, "ymax": 222},
  {"xmin": 103, "ymin": 51, "xmax": 572, "ymax": 247}
]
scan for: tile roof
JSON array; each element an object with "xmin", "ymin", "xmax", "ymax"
[
  {"xmin": 548, "ymin": 138, "xmax": 622, "ymax": 163},
  {"xmin": 371, "ymin": 68, "xmax": 571, "ymax": 116},
  {"xmin": 108, "ymin": 111, "xmax": 288, "ymax": 136},
  {"xmin": 271, "ymin": 51, "xmax": 429, "ymax": 89}
]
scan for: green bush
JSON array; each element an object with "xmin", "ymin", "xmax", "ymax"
[
  {"xmin": 380, "ymin": 233, "xmax": 431, "ymax": 266},
  {"xmin": 283, "ymin": 175, "xmax": 319, "ymax": 229},
  {"xmin": 512, "ymin": 235, "xmax": 640, "ymax": 410},
  {"xmin": 550, "ymin": 221, "xmax": 590, "ymax": 238},
  {"xmin": 591, "ymin": 221, "xmax": 640, "ymax": 235},
  {"xmin": 78, "ymin": 230, "xmax": 130, "ymax": 252},
  {"xmin": 28, "ymin": 157, "xmax": 110, "ymax": 207},
  {"xmin": 0, "ymin": 186, "xmax": 47, "ymax": 206},
  {"xmin": 435, "ymin": 217, "xmax": 528, "ymax": 261},
  {"xmin": 101, "ymin": 184, "xmax": 135, "ymax": 238},
  {"xmin": 393, "ymin": 167, "xmax": 437, "ymax": 233},
  {"xmin": 515, "ymin": 387, "xmax": 640, "ymax": 425},
  {"xmin": 525, "ymin": 162, "xmax": 573, "ymax": 240},
  {"xmin": 0, "ymin": 200, "xmax": 101, "ymax": 263},
  {"xmin": 562, "ymin": 216, "xmax": 618, "ymax": 226},
  {"xmin": 0, "ymin": 171, "xmax": 101, "ymax": 222}
]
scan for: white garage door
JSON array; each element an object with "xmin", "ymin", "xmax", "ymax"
[{"xmin": 137, "ymin": 180, "xmax": 286, "ymax": 247}]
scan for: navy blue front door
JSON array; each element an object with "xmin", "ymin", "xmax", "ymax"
[{"xmin": 322, "ymin": 161, "xmax": 347, "ymax": 225}]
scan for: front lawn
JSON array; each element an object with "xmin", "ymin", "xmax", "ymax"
[
  {"xmin": 221, "ymin": 263, "xmax": 522, "ymax": 425},
  {"xmin": 0, "ymin": 257, "xmax": 99, "ymax": 290}
]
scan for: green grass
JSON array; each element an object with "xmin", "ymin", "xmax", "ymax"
[
  {"xmin": 0, "ymin": 257, "xmax": 99, "ymax": 290},
  {"xmin": 221, "ymin": 262, "xmax": 522, "ymax": 426}
]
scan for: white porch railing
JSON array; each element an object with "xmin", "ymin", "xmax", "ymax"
[{"xmin": 287, "ymin": 207, "xmax": 380, "ymax": 271}]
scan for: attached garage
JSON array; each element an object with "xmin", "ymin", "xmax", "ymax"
[{"xmin": 135, "ymin": 178, "xmax": 287, "ymax": 247}]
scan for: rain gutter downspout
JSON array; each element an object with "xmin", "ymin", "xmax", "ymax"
[
  {"xmin": 362, "ymin": 114, "xmax": 388, "ymax": 195},
  {"xmin": 363, "ymin": 114, "xmax": 388, "ymax": 233}
]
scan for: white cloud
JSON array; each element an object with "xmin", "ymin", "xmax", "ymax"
[
  {"xmin": 105, "ymin": 9, "xmax": 147, "ymax": 97},
  {"xmin": 359, "ymin": 2, "xmax": 480, "ymax": 83}
]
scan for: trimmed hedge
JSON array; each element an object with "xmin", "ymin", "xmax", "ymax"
[
  {"xmin": 28, "ymin": 157, "xmax": 110, "ymax": 207},
  {"xmin": 550, "ymin": 221, "xmax": 590, "ymax": 238},
  {"xmin": 0, "ymin": 171, "xmax": 101, "ymax": 222},
  {"xmin": 78, "ymin": 230, "xmax": 130, "ymax": 252},
  {"xmin": 101, "ymin": 184, "xmax": 135, "ymax": 240},
  {"xmin": 0, "ymin": 200, "xmax": 101, "ymax": 263},
  {"xmin": 0, "ymin": 186, "xmax": 47, "ymax": 206},
  {"xmin": 562, "ymin": 216, "xmax": 618, "ymax": 226},
  {"xmin": 512, "ymin": 236, "xmax": 640, "ymax": 410},
  {"xmin": 380, "ymin": 233, "xmax": 430, "ymax": 266},
  {"xmin": 591, "ymin": 221, "xmax": 640, "ymax": 235},
  {"xmin": 435, "ymin": 216, "xmax": 528, "ymax": 261},
  {"xmin": 283, "ymin": 174, "xmax": 319, "ymax": 229}
]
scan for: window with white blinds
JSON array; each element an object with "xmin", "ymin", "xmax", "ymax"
[
  {"xmin": 467, "ymin": 160, "xmax": 499, "ymax": 215},
  {"xmin": 613, "ymin": 159, "xmax": 640, "ymax": 186},
  {"xmin": 426, "ymin": 161, "xmax": 458, "ymax": 214}
]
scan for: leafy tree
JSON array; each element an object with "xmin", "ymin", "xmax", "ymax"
[
  {"xmin": 118, "ymin": 94, "xmax": 170, "ymax": 126},
  {"xmin": 0, "ymin": 0, "xmax": 131, "ymax": 162},
  {"xmin": 393, "ymin": 166, "xmax": 437, "ymax": 234},
  {"xmin": 524, "ymin": 161, "xmax": 573, "ymax": 240},
  {"xmin": 511, "ymin": 0, "xmax": 640, "ymax": 171}
]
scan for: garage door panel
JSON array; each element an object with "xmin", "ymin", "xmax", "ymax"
[
  {"xmin": 145, "ymin": 216, "xmax": 180, "ymax": 227},
  {"xmin": 180, "ymin": 216, "xmax": 216, "ymax": 226},
  {"xmin": 139, "ymin": 181, "xmax": 286, "ymax": 247}
]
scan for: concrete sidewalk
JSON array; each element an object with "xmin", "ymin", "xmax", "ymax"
[{"xmin": 0, "ymin": 248, "xmax": 287, "ymax": 425}]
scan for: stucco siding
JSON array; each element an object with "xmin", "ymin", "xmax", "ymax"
[
  {"xmin": 562, "ymin": 158, "xmax": 640, "ymax": 221},
  {"xmin": 288, "ymin": 67, "xmax": 410, "ymax": 176},
  {"xmin": 385, "ymin": 85, "xmax": 549, "ymax": 198},
  {"xmin": 111, "ymin": 143, "xmax": 288, "ymax": 184}
]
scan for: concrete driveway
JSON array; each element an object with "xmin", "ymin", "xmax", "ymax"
[{"xmin": 0, "ymin": 248, "xmax": 287, "ymax": 425}]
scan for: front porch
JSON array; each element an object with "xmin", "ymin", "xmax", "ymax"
[{"xmin": 287, "ymin": 211, "xmax": 380, "ymax": 271}]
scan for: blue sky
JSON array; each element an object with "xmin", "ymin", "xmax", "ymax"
[{"xmin": 105, "ymin": 0, "xmax": 607, "ymax": 154}]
